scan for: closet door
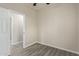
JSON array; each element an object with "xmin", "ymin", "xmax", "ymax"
[{"xmin": 0, "ymin": 7, "xmax": 10, "ymax": 56}]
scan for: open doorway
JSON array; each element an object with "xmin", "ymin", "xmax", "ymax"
[
  {"xmin": 9, "ymin": 11, "xmax": 25, "ymax": 55},
  {"xmin": 0, "ymin": 7, "xmax": 25, "ymax": 55}
]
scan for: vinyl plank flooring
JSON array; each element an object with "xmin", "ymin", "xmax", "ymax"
[
  {"xmin": 21, "ymin": 43, "xmax": 42, "ymax": 56},
  {"xmin": 36, "ymin": 46, "xmax": 48, "ymax": 56},
  {"xmin": 43, "ymin": 47, "xmax": 54, "ymax": 56},
  {"xmin": 10, "ymin": 43, "xmax": 79, "ymax": 56},
  {"xmin": 29, "ymin": 45, "xmax": 46, "ymax": 56},
  {"xmin": 49, "ymin": 48, "xmax": 57, "ymax": 56},
  {"xmin": 25, "ymin": 44, "xmax": 44, "ymax": 56}
]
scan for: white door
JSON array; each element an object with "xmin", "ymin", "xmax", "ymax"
[{"xmin": 0, "ymin": 7, "xmax": 10, "ymax": 56}]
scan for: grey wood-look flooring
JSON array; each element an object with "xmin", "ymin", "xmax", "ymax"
[{"xmin": 10, "ymin": 43, "xmax": 79, "ymax": 56}]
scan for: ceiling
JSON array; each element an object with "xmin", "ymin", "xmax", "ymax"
[
  {"xmin": 25, "ymin": 3, "xmax": 58, "ymax": 10},
  {"xmin": 0, "ymin": 3, "xmax": 58, "ymax": 11}
]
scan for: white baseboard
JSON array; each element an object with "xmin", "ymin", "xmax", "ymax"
[
  {"xmin": 11, "ymin": 41, "xmax": 23, "ymax": 45},
  {"xmin": 23, "ymin": 41, "xmax": 37, "ymax": 48},
  {"xmin": 38, "ymin": 42, "xmax": 79, "ymax": 55}
]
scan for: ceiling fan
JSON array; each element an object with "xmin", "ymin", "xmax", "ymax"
[{"xmin": 33, "ymin": 3, "xmax": 50, "ymax": 6}]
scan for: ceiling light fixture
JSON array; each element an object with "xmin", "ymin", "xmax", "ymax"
[{"xmin": 33, "ymin": 3, "xmax": 50, "ymax": 6}]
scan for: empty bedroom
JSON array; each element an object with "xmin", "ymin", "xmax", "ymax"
[{"xmin": 0, "ymin": 3, "xmax": 79, "ymax": 56}]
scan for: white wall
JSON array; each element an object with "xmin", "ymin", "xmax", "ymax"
[
  {"xmin": 0, "ymin": 7, "xmax": 10, "ymax": 55},
  {"xmin": 0, "ymin": 4, "xmax": 37, "ymax": 48},
  {"xmin": 37, "ymin": 4, "xmax": 78, "ymax": 52}
]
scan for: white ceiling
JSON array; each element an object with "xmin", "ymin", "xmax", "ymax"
[
  {"xmin": 0, "ymin": 3, "xmax": 58, "ymax": 10},
  {"xmin": 25, "ymin": 3, "xmax": 58, "ymax": 10}
]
